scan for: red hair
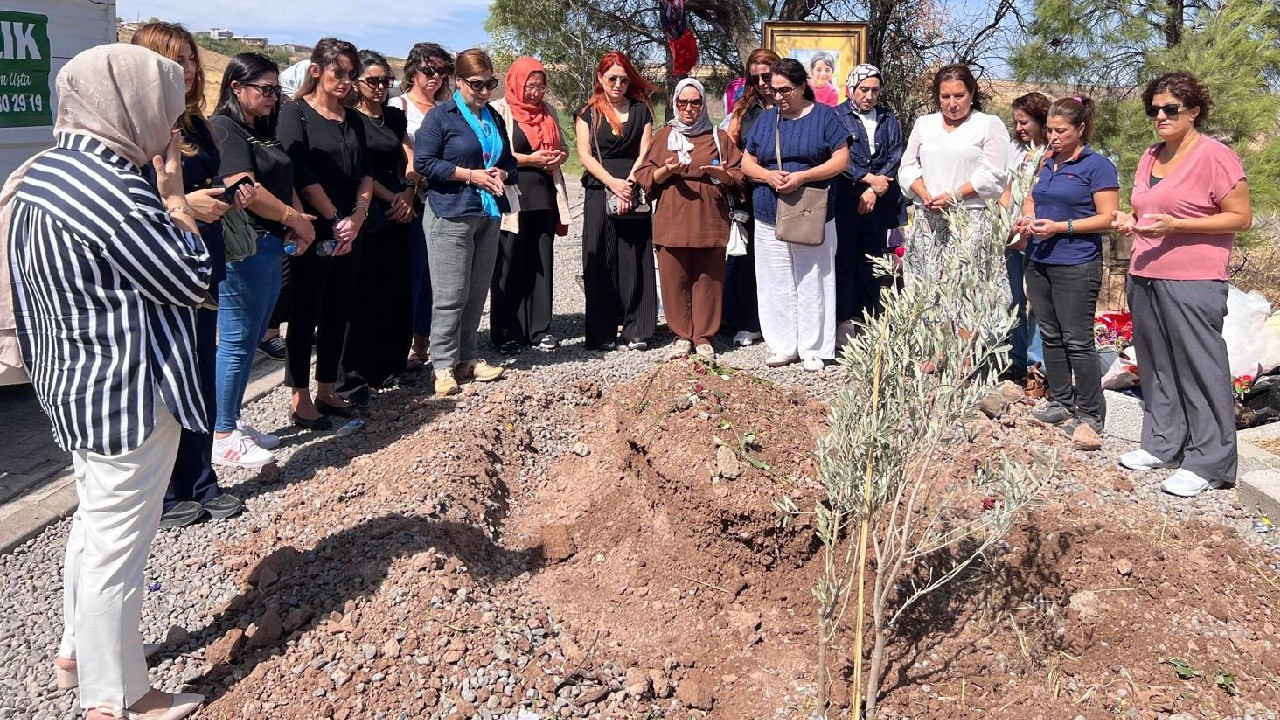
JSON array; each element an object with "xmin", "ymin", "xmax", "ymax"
[{"xmin": 580, "ymin": 51, "xmax": 655, "ymax": 135}]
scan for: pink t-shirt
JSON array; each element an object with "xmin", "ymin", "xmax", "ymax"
[{"xmin": 1129, "ymin": 136, "xmax": 1246, "ymax": 281}]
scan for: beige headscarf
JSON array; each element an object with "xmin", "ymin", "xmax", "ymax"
[{"xmin": 0, "ymin": 44, "xmax": 185, "ymax": 377}]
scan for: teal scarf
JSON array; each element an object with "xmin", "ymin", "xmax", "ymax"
[{"xmin": 454, "ymin": 89, "xmax": 501, "ymax": 218}]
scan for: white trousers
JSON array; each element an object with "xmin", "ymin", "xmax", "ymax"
[
  {"xmin": 754, "ymin": 219, "xmax": 837, "ymax": 360},
  {"xmin": 59, "ymin": 402, "xmax": 181, "ymax": 711}
]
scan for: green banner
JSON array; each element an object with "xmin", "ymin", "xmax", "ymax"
[{"xmin": 0, "ymin": 11, "xmax": 52, "ymax": 129}]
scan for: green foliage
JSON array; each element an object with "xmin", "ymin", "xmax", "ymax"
[
  {"xmin": 194, "ymin": 36, "xmax": 292, "ymax": 69},
  {"xmin": 1160, "ymin": 656, "xmax": 1204, "ymax": 680}
]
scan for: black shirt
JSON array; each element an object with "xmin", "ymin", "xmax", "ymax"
[
  {"xmin": 577, "ymin": 100, "xmax": 651, "ymax": 189},
  {"xmin": 278, "ymin": 99, "xmax": 372, "ymax": 217},
  {"xmin": 511, "ymin": 123, "xmax": 555, "ymax": 212},
  {"xmin": 210, "ymin": 114, "xmax": 295, "ymax": 239},
  {"xmin": 356, "ymin": 104, "xmax": 409, "ymax": 193}
]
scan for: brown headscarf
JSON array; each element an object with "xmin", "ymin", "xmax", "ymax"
[
  {"xmin": 505, "ymin": 57, "xmax": 561, "ymax": 152},
  {"xmin": 0, "ymin": 44, "xmax": 186, "ymax": 376}
]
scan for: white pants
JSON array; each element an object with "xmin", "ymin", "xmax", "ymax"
[
  {"xmin": 59, "ymin": 402, "xmax": 181, "ymax": 711},
  {"xmin": 754, "ymin": 219, "xmax": 837, "ymax": 360}
]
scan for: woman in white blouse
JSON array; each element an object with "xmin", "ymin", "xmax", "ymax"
[{"xmin": 898, "ymin": 64, "xmax": 1010, "ymax": 281}]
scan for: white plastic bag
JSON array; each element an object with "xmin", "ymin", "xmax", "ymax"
[
  {"xmin": 726, "ymin": 221, "xmax": 748, "ymax": 257},
  {"xmin": 1223, "ymin": 286, "xmax": 1280, "ymax": 378},
  {"xmin": 1101, "ymin": 347, "xmax": 1140, "ymax": 390}
]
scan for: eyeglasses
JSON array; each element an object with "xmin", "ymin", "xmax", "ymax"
[
  {"xmin": 418, "ymin": 65, "xmax": 451, "ymax": 79},
  {"xmin": 359, "ymin": 77, "xmax": 395, "ymax": 89},
  {"xmin": 675, "ymin": 99, "xmax": 703, "ymax": 109},
  {"xmin": 772, "ymin": 85, "xmax": 797, "ymax": 96},
  {"xmin": 461, "ymin": 77, "xmax": 499, "ymax": 93},
  {"xmin": 604, "ymin": 76, "xmax": 630, "ymax": 86},
  {"xmin": 749, "ymin": 72, "xmax": 771, "ymax": 85},
  {"xmin": 241, "ymin": 82, "xmax": 282, "ymax": 98},
  {"xmin": 1145, "ymin": 103, "xmax": 1185, "ymax": 119},
  {"xmin": 524, "ymin": 84, "xmax": 548, "ymax": 94}
]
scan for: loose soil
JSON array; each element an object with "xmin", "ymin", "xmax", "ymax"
[{"xmin": 187, "ymin": 360, "xmax": 1280, "ymax": 719}]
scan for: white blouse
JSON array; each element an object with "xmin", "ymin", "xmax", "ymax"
[{"xmin": 898, "ymin": 110, "xmax": 1010, "ymax": 208}]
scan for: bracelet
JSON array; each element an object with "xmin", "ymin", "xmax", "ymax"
[
  {"xmin": 1067, "ymin": 218, "xmax": 1075, "ymax": 237},
  {"xmin": 465, "ymin": 170, "xmax": 473, "ymax": 185},
  {"xmin": 280, "ymin": 206, "xmax": 293, "ymax": 225},
  {"xmin": 167, "ymin": 205, "xmax": 193, "ymax": 217}
]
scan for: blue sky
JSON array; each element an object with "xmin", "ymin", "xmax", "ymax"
[{"xmin": 116, "ymin": 0, "xmax": 495, "ymax": 58}]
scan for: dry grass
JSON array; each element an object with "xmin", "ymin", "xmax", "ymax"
[{"xmin": 1231, "ymin": 214, "xmax": 1280, "ymax": 307}]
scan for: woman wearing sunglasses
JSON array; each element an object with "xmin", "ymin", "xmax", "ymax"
[
  {"xmin": 490, "ymin": 57, "xmax": 572, "ymax": 354},
  {"xmin": 721, "ymin": 48, "xmax": 780, "ymax": 348},
  {"xmin": 740, "ymin": 58, "xmax": 851, "ymax": 371},
  {"xmin": 209, "ymin": 52, "xmax": 315, "ymax": 470},
  {"xmin": 1112, "ymin": 72, "xmax": 1252, "ymax": 498},
  {"xmin": 574, "ymin": 51, "xmax": 659, "ymax": 351},
  {"xmin": 339, "ymin": 51, "xmax": 415, "ymax": 391},
  {"xmin": 414, "ymin": 48, "xmax": 517, "ymax": 396},
  {"xmin": 636, "ymin": 78, "xmax": 743, "ymax": 361},
  {"xmin": 131, "ymin": 24, "xmax": 259, "ymax": 529},
  {"xmin": 397, "ymin": 42, "xmax": 453, "ymax": 371},
  {"xmin": 278, "ymin": 38, "xmax": 375, "ymax": 429}
]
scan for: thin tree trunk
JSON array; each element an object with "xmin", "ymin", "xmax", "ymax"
[
  {"xmin": 817, "ymin": 612, "xmax": 830, "ymax": 716},
  {"xmin": 1164, "ymin": 0, "xmax": 1184, "ymax": 47},
  {"xmin": 865, "ymin": 629, "xmax": 889, "ymax": 719}
]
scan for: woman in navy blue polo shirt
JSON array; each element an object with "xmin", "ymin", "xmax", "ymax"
[{"xmin": 1015, "ymin": 96, "xmax": 1119, "ymax": 435}]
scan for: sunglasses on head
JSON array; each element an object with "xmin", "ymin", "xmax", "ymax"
[
  {"xmin": 241, "ymin": 82, "xmax": 281, "ymax": 98},
  {"xmin": 749, "ymin": 72, "xmax": 772, "ymax": 84},
  {"xmin": 1145, "ymin": 103, "xmax": 1186, "ymax": 119},
  {"xmin": 359, "ymin": 77, "xmax": 395, "ymax": 88},
  {"xmin": 461, "ymin": 77, "xmax": 499, "ymax": 93}
]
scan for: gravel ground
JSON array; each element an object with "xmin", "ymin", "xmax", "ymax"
[{"xmin": 1, "ymin": 183, "xmax": 1276, "ymax": 719}]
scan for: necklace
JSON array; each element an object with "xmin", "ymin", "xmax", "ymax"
[{"xmin": 359, "ymin": 106, "xmax": 385, "ymax": 128}]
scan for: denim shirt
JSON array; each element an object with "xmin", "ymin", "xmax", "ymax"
[
  {"xmin": 833, "ymin": 102, "xmax": 907, "ymax": 228},
  {"xmin": 413, "ymin": 98, "xmax": 519, "ymax": 219}
]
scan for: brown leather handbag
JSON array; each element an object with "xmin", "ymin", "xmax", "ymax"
[{"xmin": 772, "ymin": 113, "xmax": 827, "ymax": 246}]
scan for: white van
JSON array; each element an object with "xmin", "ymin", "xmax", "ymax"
[{"xmin": 0, "ymin": 0, "xmax": 115, "ymax": 386}]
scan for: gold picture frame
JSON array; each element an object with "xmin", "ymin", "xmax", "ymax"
[{"xmin": 762, "ymin": 21, "xmax": 869, "ymax": 107}]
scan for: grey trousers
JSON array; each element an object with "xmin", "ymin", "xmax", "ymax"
[
  {"xmin": 426, "ymin": 212, "xmax": 501, "ymax": 371},
  {"xmin": 1128, "ymin": 276, "xmax": 1237, "ymax": 483}
]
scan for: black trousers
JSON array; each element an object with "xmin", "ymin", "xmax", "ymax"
[
  {"xmin": 1025, "ymin": 258, "xmax": 1105, "ymax": 425},
  {"xmin": 834, "ymin": 211, "xmax": 887, "ymax": 324},
  {"xmin": 582, "ymin": 187, "xmax": 657, "ymax": 347},
  {"xmin": 165, "ymin": 293, "xmax": 220, "ymax": 512},
  {"xmin": 284, "ymin": 225, "xmax": 360, "ymax": 388},
  {"xmin": 343, "ymin": 219, "xmax": 412, "ymax": 387},
  {"xmin": 722, "ymin": 222, "xmax": 760, "ymax": 335},
  {"xmin": 491, "ymin": 209, "xmax": 556, "ymax": 346}
]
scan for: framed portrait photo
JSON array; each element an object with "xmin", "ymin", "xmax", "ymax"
[{"xmin": 762, "ymin": 21, "xmax": 869, "ymax": 107}]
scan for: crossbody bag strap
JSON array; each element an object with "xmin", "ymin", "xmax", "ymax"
[{"xmin": 774, "ymin": 111, "xmax": 783, "ymax": 173}]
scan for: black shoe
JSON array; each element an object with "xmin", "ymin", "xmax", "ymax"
[
  {"xmin": 585, "ymin": 340, "xmax": 616, "ymax": 352},
  {"xmin": 341, "ymin": 384, "xmax": 371, "ymax": 405},
  {"xmin": 1032, "ymin": 400, "xmax": 1072, "ymax": 425},
  {"xmin": 159, "ymin": 501, "xmax": 207, "ymax": 529},
  {"xmin": 257, "ymin": 337, "xmax": 287, "ymax": 361},
  {"xmin": 997, "ymin": 364, "xmax": 1028, "ymax": 384},
  {"xmin": 499, "ymin": 340, "xmax": 522, "ymax": 355},
  {"xmin": 536, "ymin": 335, "xmax": 560, "ymax": 350},
  {"xmin": 291, "ymin": 413, "xmax": 334, "ymax": 431},
  {"xmin": 203, "ymin": 493, "xmax": 245, "ymax": 520},
  {"xmin": 315, "ymin": 399, "xmax": 357, "ymax": 418}
]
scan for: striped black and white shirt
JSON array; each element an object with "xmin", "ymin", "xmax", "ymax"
[{"xmin": 8, "ymin": 133, "xmax": 212, "ymax": 455}]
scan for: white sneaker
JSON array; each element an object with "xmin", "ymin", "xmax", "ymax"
[
  {"xmin": 666, "ymin": 338, "xmax": 692, "ymax": 360},
  {"xmin": 212, "ymin": 431, "xmax": 275, "ymax": 469},
  {"xmin": 802, "ymin": 357, "xmax": 826, "ymax": 372},
  {"xmin": 1118, "ymin": 449, "xmax": 1177, "ymax": 471},
  {"xmin": 765, "ymin": 353, "xmax": 798, "ymax": 367},
  {"xmin": 1161, "ymin": 469, "xmax": 1222, "ymax": 498},
  {"xmin": 733, "ymin": 331, "xmax": 762, "ymax": 347},
  {"xmin": 237, "ymin": 422, "xmax": 280, "ymax": 450}
]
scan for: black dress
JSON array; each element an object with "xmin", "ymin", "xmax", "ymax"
[
  {"xmin": 722, "ymin": 101, "xmax": 765, "ymax": 337},
  {"xmin": 344, "ymin": 105, "xmax": 412, "ymax": 388},
  {"xmin": 491, "ymin": 122, "xmax": 558, "ymax": 347},
  {"xmin": 277, "ymin": 98, "xmax": 372, "ymax": 389},
  {"xmin": 578, "ymin": 101, "xmax": 657, "ymax": 348}
]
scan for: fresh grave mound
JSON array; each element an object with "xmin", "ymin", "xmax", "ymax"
[
  {"xmin": 511, "ymin": 358, "xmax": 832, "ymax": 717},
  {"xmin": 857, "ymin": 412, "xmax": 1280, "ymax": 719}
]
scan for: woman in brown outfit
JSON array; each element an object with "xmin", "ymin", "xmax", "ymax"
[{"xmin": 636, "ymin": 78, "xmax": 743, "ymax": 360}]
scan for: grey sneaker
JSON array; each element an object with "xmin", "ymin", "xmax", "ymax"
[
  {"xmin": 203, "ymin": 493, "xmax": 245, "ymax": 521},
  {"xmin": 159, "ymin": 501, "xmax": 207, "ymax": 529},
  {"xmin": 1031, "ymin": 401, "xmax": 1071, "ymax": 425}
]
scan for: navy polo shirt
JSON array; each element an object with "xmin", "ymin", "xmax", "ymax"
[{"xmin": 1028, "ymin": 145, "xmax": 1119, "ymax": 265}]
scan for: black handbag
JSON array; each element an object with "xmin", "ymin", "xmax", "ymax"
[{"xmin": 592, "ymin": 114, "xmax": 650, "ymax": 217}]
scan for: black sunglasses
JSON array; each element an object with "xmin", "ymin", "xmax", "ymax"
[
  {"xmin": 460, "ymin": 77, "xmax": 499, "ymax": 92},
  {"xmin": 241, "ymin": 82, "xmax": 282, "ymax": 98},
  {"xmin": 1145, "ymin": 103, "xmax": 1185, "ymax": 119},
  {"xmin": 359, "ymin": 77, "xmax": 396, "ymax": 88},
  {"xmin": 748, "ymin": 72, "xmax": 772, "ymax": 84},
  {"xmin": 418, "ymin": 65, "xmax": 451, "ymax": 79}
]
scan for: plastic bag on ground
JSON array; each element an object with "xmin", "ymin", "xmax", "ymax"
[{"xmin": 1223, "ymin": 286, "xmax": 1280, "ymax": 378}]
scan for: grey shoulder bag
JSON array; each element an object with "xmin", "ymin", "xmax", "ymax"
[{"xmin": 772, "ymin": 113, "xmax": 827, "ymax": 246}]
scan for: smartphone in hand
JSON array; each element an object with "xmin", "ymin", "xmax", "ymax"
[{"xmin": 221, "ymin": 176, "xmax": 254, "ymax": 204}]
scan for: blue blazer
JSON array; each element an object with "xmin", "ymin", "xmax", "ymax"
[{"xmin": 833, "ymin": 102, "xmax": 906, "ymax": 228}]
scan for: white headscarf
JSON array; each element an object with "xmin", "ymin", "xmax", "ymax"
[
  {"xmin": 0, "ymin": 44, "xmax": 186, "ymax": 376},
  {"xmin": 667, "ymin": 77, "xmax": 712, "ymax": 164}
]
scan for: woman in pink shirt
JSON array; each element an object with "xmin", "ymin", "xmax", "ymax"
[{"xmin": 1112, "ymin": 72, "xmax": 1252, "ymax": 498}]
